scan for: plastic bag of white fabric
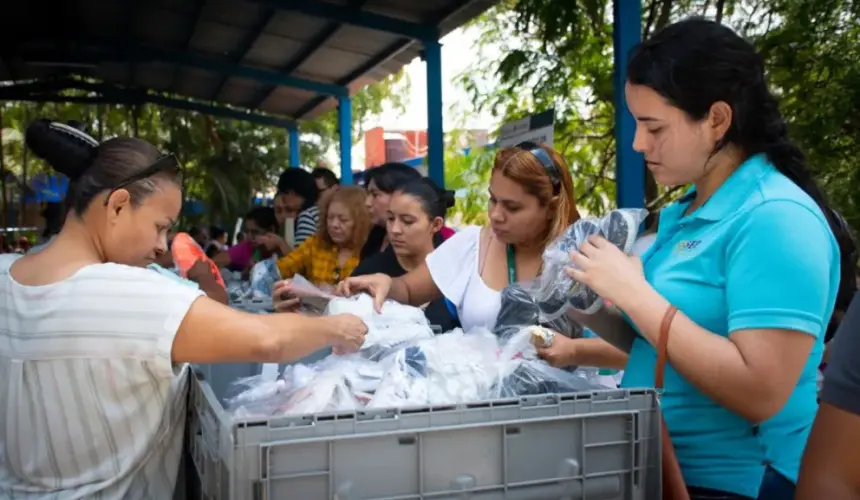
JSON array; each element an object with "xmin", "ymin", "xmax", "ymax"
[
  {"xmin": 226, "ymin": 355, "xmax": 385, "ymax": 418},
  {"xmin": 326, "ymin": 294, "xmax": 435, "ymax": 355},
  {"xmin": 368, "ymin": 329, "xmax": 502, "ymax": 408},
  {"xmin": 249, "ymin": 256, "xmax": 281, "ymax": 300},
  {"xmin": 224, "ymin": 373, "xmax": 293, "ymax": 418},
  {"xmin": 535, "ymin": 209, "xmax": 648, "ymax": 319}
]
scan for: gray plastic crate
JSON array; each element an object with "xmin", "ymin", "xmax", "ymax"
[{"xmin": 187, "ymin": 371, "xmax": 661, "ymax": 500}]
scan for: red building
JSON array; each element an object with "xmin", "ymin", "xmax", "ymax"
[{"xmin": 363, "ymin": 127, "xmax": 488, "ymax": 169}]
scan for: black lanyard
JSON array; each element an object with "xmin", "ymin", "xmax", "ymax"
[{"xmin": 506, "ymin": 244, "xmax": 517, "ymax": 284}]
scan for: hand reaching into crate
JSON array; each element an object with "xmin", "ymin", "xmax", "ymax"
[{"xmin": 323, "ymin": 314, "xmax": 369, "ymax": 354}]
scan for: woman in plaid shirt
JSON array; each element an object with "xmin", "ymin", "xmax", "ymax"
[{"xmin": 275, "ymin": 186, "xmax": 371, "ymax": 290}]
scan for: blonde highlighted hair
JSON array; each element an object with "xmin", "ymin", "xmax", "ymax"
[
  {"xmin": 318, "ymin": 186, "xmax": 372, "ymax": 251},
  {"xmin": 492, "ymin": 143, "xmax": 580, "ymax": 247}
]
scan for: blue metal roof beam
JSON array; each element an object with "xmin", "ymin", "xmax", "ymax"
[
  {"xmin": 210, "ymin": 7, "xmax": 277, "ymax": 101},
  {"xmin": 0, "ymin": 82, "xmax": 297, "ymax": 129},
  {"xmin": 250, "ymin": 0, "xmax": 438, "ymax": 40},
  {"xmin": 21, "ymin": 41, "xmax": 348, "ymax": 98},
  {"xmin": 246, "ymin": 0, "xmax": 369, "ymax": 110}
]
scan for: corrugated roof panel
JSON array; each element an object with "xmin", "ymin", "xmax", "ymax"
[
  {"xmin": 79, "ymin": 2, "xmax": 126, "ymax": 40},
  {"xmin": 325, "ymin": 25, "xmax": 398, "ymax": 56},
  {"xmin": 242, "ymin": 34, "xmax": 306, "ymax": 68},
  {"xmin": 295, "ymin": 46, "xmax": 378, "ymax": 81},
  {"xmin": 261, "ymin": 86, "xmax": 319, "ymax": 116},
  {"xmin": 133, "ymin": 62, "xmax": 176, "ymax": 92},
  {"xmin": 173, "ymin": 67, "xmax": 222, "ymax": 100},
  {"xmin": 136, "ymin": 7, "xmax": 189, "ymax": 47},
  {"xmin": 216, "ymin": 76, "xmax": 263, "ymax": 105},
  {"xmin": 266, "ymin": 11, "xmax": 334, "ymax": 41},
  {"xmin": 191, "ymin": 20, "xmax": 249, "ymax": 57},
  {"xmin": 363, "ymin": 0, "xmax": 443, "ymax": 22},
  {"xmin": 201, "ymin": 2, "xmax": 274, "ymax": 29}
]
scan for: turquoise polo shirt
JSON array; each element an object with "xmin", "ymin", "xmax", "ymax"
[{"xmin": 620, "ymin": 154, "xmax": 839, "ymax": 497}]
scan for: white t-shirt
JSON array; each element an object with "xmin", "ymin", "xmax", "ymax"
[
  {"xmin": 426, "ymin": 226, "xmax": 502, "ymax": 332},
  {"xmin": 0, "ymin": 254, "xmax": 204, "ymax": 499}
]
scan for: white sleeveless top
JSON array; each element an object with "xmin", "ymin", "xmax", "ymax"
[{"xmin": 426, "ymin": 226, "xmax": 503, "ymax": 332}]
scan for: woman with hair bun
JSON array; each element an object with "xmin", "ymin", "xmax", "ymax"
[{"xmin": 0, "ymin": 119, "xmax": 367, "ymax": 498}]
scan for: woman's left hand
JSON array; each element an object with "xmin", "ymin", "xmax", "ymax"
[
  {"xmin": 567, "ymin": 235, "xmax": 649, "ymax": 310},
  {"xmin": 536, "ymin": 332, "xmax": 578, "ymax": 368}
]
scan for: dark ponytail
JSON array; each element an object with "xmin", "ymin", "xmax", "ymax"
[
  {"xmin": 749, "ymin": 93, "xmax": 857, "ymax": 313},
  {"xmin": 628, "ymin": 17, "xmax": 857, "ymax": 312}
]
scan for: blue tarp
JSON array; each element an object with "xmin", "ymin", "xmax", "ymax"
[{"xmin": 26, "ymin": 174, "xmax": 68, "ymax": 203}]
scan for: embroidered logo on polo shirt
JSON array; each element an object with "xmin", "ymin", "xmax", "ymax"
[{"xmin": 674, "ymin": 239, "xmax": 702, "ymax": 254}]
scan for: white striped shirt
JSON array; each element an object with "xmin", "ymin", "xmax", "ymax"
[
  {"xmin": 294, "ymin": 206, "xmax": 319, "ymax": 246},
  {"xmin": 0, "ymin": 254, "xmax": 204, "ymax": 499}
]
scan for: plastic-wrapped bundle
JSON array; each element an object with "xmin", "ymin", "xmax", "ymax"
[
  {"xmin": 368, "ymin": 329, "xmax": 502, "ymax": 408},
  {"xmin": 325, "ymin": 294, "xmax": 435, "ymax": 352},
  {"xmin": 224, "ymin": 325, "xmax": 616, "ymax": 418},
  {"xmin": 492, "ymin": 358, "xmax": 610, "ymax": 398},
  {"xmin": 249, "ymin": 256, "xmax": 281, "ymax": 300},
  {"xmin": 535, "ymin": 209, "xmax": 648, "ymax": 319},
  {"xmin": 289, "ymin": 274, "xmax": 334, "ymax": 314},
  {"xmin": 226, "ymin": 356, "xmax": 385, "ymax": 418},
  {"xmin": 494, "ymin": 283, "xmax": 583, "ymax": 340}
]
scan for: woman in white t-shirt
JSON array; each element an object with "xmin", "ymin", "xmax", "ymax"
[
  {"xmin": 0, "ymin": 120, "xmax": 367, "ymax": 499},
  {"xmin": 338, "ymin": 141, "xmax": 628, "ymax": 369}
]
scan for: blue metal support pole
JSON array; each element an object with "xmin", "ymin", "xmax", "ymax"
[
  {"xmin": 613, "ymin": 0, "xmax": 644, "ymax": 209},
  {"xmin": 338, "ymin": 96, "xmax": 353, "ymax": 185},
  {"xmin": 289, "ymin": 127, "xmax": 300, "ymax": 167},
  {"xmin": 424, "ymin": 39, "xmax": 444, "ymax": 188}
]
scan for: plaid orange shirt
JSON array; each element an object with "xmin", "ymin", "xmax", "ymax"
[{"xmin": 275, "ymin": 235, "xmax": 359, "ymax": 287}]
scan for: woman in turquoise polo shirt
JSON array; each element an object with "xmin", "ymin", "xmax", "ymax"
[{"xmin": 567, "ymin": 19, "xmax": 856, "ymax": 500}]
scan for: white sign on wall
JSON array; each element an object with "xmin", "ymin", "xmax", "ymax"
[{"xmin": 498, "ymin": 109, "xmax": 555, "ymax": 148}]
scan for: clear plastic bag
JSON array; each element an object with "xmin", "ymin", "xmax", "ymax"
[
  {"xmin": 288, "ymin": 274, "xmax": 335, "ymax": 315},
  {"xmin": 535, "ymin": 209, "xmax": 648, "ymax": 319},
  {"xmin": 494, "ymin": 283, "xmax": 583, "ymax": 340},
  {"xmin": 225, "ymin": 325, "xmax": 616, "ymax": 418},
  {"xmin": 226, "ymin": 356, "xmax": 384, "ymax": 418},
  {"xmin": 249, "ymin": 256, "xmax": 281, "ymax": 300},
  {"xmin": 491, "ymin": 326, "xmax": 616, "ymax": 396},
  {"xmin": 368, "ymin": 328, "xmax": 502, "ymax": 408},
  {"xmin": 326, "ymin": 294, "xmax": 435, "ymax": 352}
]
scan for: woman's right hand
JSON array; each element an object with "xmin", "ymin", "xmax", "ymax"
[
  {"xmin": 336, "ymin": 273, "xmax": 392, "ymax": 312},
  {"xmin": 323, "ymin": 314, "xmax": 368, "ymax": 354},
  {"xmin": 272, "ymin": 279, "xmax": 301, "ymax": 312}
]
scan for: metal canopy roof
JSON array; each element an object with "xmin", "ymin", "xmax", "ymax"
[{"xmin": 0, "ymin": 0, "xmax": 497, "ymax": 126}]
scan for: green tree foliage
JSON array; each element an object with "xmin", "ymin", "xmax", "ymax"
[
  {"xmin": 456, "ymin": 0, "xmax": 860, "ymax": 234},
  {"xmin": 0, "ymin": 72, "xmax": 409, "ymax": 229}
]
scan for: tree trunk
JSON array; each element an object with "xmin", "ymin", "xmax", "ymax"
[
  {"xmin": 97, "ymin": 103, "xmax": 104, "ymax": 142},
  {"xmin": 19, "ymin": 106, "xmax": 29, "ymax": 226},
  {"xmin": 715, "ymin": 0, "xmax": 727, "ymax": 23},
  {"xmin": 0, "ymin": 106, "xmax": 6, "ymax": 231}
]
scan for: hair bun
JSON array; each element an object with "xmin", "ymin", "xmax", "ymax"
[
  {"xmin": 25, "ymin": 119, "xmax": 98, "ymax": 180},
  {"xmin": 441, "ymin": 189, "xmax": 456, "ymax": 209}
]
